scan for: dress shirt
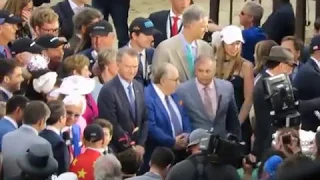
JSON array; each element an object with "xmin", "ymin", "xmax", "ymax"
[
  {"xmin": 152, "ymin": 83, "xmax": 182, "ymax": 137},
  {"xmin": 0, "ymin": 86, "xmax": 13, "ymax": 99},
  {"xmin": 68, "ymin": 0, "xmax": 84, "ymax": 13},
  {"xmin": 21, "ymin": 124, "xmax": 38, "ymax": 135},
  {"xmin": 195, "ymin": 78, "xmax": 217, "ymax": 116},
  {"xmin": 46, "ymin": 125, "xmax": 60, "ymax": 135},
  {"xmin": 180, "ymin": 34, "xmax": 197, "ymax": 62},
  {"xmin": 167, "ymin": 9, "xmax": 183, "ymax": 39},
  {"xmin": 118, "ymin": 74, "xmax": 135, "ymax": 101},
  {"xmin": 311, "ymin": 57, "xmax": 320, "ymax": 70},
  {"xmin": 4, "ymin": 116, "xmax": 18, "ymax": 129},
  {"xmin": 0, "ymin": 46, "xmax": 5, "ymax": 57},
  {"xmin": 128, "ymin": 41, "xmax": 147, "ymax": 78}
]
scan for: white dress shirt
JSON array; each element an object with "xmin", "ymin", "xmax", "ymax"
[
  {"xmin": 166, "ymin": 9, "xmax": 183, "ymax": 39},
  {"xmin": 68, "ymin": 0, "xmax": 84, "ymax": 14},
  {"xmin": 118, "ymin": 74, "xmax": 135, "ymax": 101},
  {"xmin": 46, "ymin": 125, "xmax": 60, "ymax": 135},
  {"xmin": 152, "ymin": 83, "xmax": 182, "ymax": 137},
  {"xmin": 128, "ymin": 41, "xmax": 147, "ymax": 78},
  {"xmin": 0, "ymin": 86, "xmax": 12, "ymax": 99},
  {"xmin": 4, "ymin": 116, "xmax": 17, "ymax": 129}
]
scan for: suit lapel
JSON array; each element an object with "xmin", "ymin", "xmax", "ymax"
[
  {"xmin": 190, "ymin": 79, "xmax": 211, "ymax": 121},
  {"xmin": 114, "ymin": 76, "xmax": 135, "ymax": 119},
  {"xmin": 161, "ymin": 10, "xmax": 170, "ymax": 39},
  {"xmin": 133, "ymin": 81, "xmax": 141, "ymax": 123},
  {"xmin": 310, "ymin": 59, "xmax": 320, "ymax": 73},
  {"xmin": 174, "ymin": 37, "xmax": 191, "ymax": 79},
  {"xmin": 62, "ymin": 0, "xmax": 74, "ymax": 17},
  {"xmin": 214, "ymin": 79, "xmax": 223, "ymax": 117}
]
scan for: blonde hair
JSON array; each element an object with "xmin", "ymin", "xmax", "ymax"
[
  {"xmin": 63, "ymin": 54, "xmax": 90, "ymax": 76},
  {"xmin": 3, "ymin": 0, "xmax": 32, "ymax": 17},
  {"xmin": 97, "ymin": 48, "xmax": 117, "ymax": 71},
  {"xmin": 30, "ymin": 7, "xmax": 59, "ymax": 29},
  {"xmin": 254, "ymin": 40, "xmax": 277, "ymax": 74},
  {"xmin": 215, "ymin": 42, "xmax": 243, "ymax": 79}
]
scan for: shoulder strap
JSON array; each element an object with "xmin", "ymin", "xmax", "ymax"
[{"xmin": 188, "ymin": 155, "xmax": 208, "ymax": 180}]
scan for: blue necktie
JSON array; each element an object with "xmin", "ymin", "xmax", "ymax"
[
  {"xmin": 127, "ymin": 84, "xmax": 136, "ymax": 119},
  {"xmin": 186, "ymin": 45, "xmax": 194, "ymax": 76},
  {"xmin": 165, "ymin": 96, "xmax": 182, "ymax": 136}
]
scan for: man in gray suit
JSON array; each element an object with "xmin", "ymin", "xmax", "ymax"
[
  {"xmin": 127, "ymin": 147, "xmax": 175, "ymax": 180},
  {"xmin": 176, "ymin": 56, "xmax": 241, "ymax": 138},
  {"xmin": 152, "ymin": 4, "xmax": 213, "ymax": 83},
  {"xmin": 2, "ymin": 101, "xmax": 52, "ymax": 179}
]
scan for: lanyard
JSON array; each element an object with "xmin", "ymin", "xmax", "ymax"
[{"xmin": 169, "ymin": 15, "xmax": 183, "ymax": 37}]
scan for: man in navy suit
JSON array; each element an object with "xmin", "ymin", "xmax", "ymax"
[
  {"xmin": 127, "ymin": 17, "xmax": 160, "ymax": 86},
  {"xmin": 98, "ymin": 47, "xmax": 148, "ymax": 159},
  {"xmin": 294, "ymin": 35, "xmax": 320, "ymax": 132},
  {"xmin": 39, "ymin": 100, "xmax": 69, "ymax": 175},
  {"xmin": 141, "ymin": 62, "xmax": 192, "ymax": 173},
  {"xmin": 0, "ymin": 95, "xmax": 29, "ymax": 151}
]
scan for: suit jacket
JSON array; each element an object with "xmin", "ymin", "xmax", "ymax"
[
  {"xmin": 148, "ymin": 10, "xmax": 170, "ymax": 48},
  {"xmin": 79, "ymin": 48, "xmax": 95, "ymax": 70},
  {"xmin": 0, "ymin": 90, "xmax": 10, "ymax": 102},
  {"xmin": 152, "ymin": 35, "xmax": 213, "ymax": 83},
  {"xmin": 176, "ymin": 78, "xmax": 240, "ymax": 138},
  {"xmin": 52, "ymin": 0, "xmax": 90, "ymax": 40},
  {"xmin": 2, "ymin": 125, "xmax": 52, "ymax": 179},
  {"xmin": 97, "ymin": 75, "xmax": 148, "ymax": 152},
  {"xmin": 134, "ymin": 48, "xmax": 154, "ymax": 86},
  {"xmin": 0, "ymin": 117, "xmax": 17, "ymax": 151},
  {"xmin": 294, "ymin": 58, "xmax": 320, "ymax": 132},
  {"xmin": 39, "ymin": 129, "xmax": 69, "ymax": 175},
  {"xmin": 126, "ymin": 172, "xmax": 162, "ymax": 180}
]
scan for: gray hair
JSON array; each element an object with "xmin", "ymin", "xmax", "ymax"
[
  {"xmin": 182, "ymin": 5, "xmax": 207, "ymax": 26},
  {"xmin": 73, "ymin": 7, "xmax": 103, "ymax": 33},
  {"xmin": 94, "ymin": 154, "xmax": 122, "ymax": 180},
  {"xmin": 98, "ymin": 48, "xmax": 117, "ymax": 70},
  {"xmin": 244, "ymin": 1, "xmax": 264, "ymax": 26},
  {"xmin": 151, "ymin": 62, "xmax": 176, "ymax": 84},
  {"xmin": 116, "ymin": 47, "xmax": 138, "ymax": 63}
]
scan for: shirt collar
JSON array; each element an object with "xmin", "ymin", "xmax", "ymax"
[
  {"xmin": 311, "ymin": 56, "xmax": 320, "ymax": 69},
  {"xmin": 128, "ymin": 41, "xmax": 146, "ymax": 55},
  {"xmin": 152, "ymin": 83, "xmax": 166, "ymax": 100},
  {"xmin": 0, "ymin": 86, "xmax": 13, "ymax": 99},
  {"xmin": 169, "ymin": 9, "xmax": 183, "ymax": 19},
  {"xmin": 0, "ymin": 46, "xmax": 5, "ymax": 54},
  {"xmin": 87, "ymin": 147, "xmax": 105, "ymax": 154},
  {"xmin": 180, "ymin": 34, "xmax": 197, "ymax": 48},
  {"xmin": 21, "ymin": 124, "xmax": 38, "ymax": 135},
  {"xmin": 195, "ymin": 78, "xmax": 214, "ymax": 90},
  {"xmin": 46, "ymin": 126, "xmax": 60, "ymax": 135},
  {"xmin": 118, "ymin": 74, "xmax": 133, "ymax": 89},
  {"xmin": 266, "ymin": 69, "xmax": 275, "ymax": 76},
  {"xmin": 68, "ymin": 0, "xmax": 84, "ymax": 10},
  {"xmin": 4, "ymin": 116, "xmax": 18, "ymax": 129}
]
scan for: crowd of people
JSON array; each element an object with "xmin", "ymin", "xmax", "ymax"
[{"xmin": 0, "ymin": 0, "xmax": 320, "ymax": 179}]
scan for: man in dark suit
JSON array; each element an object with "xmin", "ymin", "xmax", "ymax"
[
  {"xmin": 98, "ymin": 47, "xmax": 148, "ymax": 159},
  {"xmin": 294, "ymin": 35, "xmax": 320, "ymax": 132},
  {"xmin": 0, "ymin": 95, "xmax": 29, "ymax": 151},
  {"xmin": 0, "ymin": 60, "xmax": 24, "ymax": 102},
  {"xmin": 253, "ymin": 46, "xmax": 296, "ymax": 160},
  {"xmin": 128, "ymin": 17, "xmax": 159, "ymax": 86},
  {"xmin": 39, "ymin": 100, "xmax": 69, "ymax": 175},
  {"xmin": 262, "ymin": 0, "xmax": 295, "ymax": 44},
  {"xmin": 142, "ymin": 63, "xmax": 192, "ymax": 173},
  {"xmin": 52, "ymin": 0, "xmax": 90, "ymax": 40},
  {"xmin": 176, "ymin": 56, "xmax": 240, "ymax": 138},
  {"xmin": 148, "ymin": 0, "xmax": 191, "ymax": 48}
]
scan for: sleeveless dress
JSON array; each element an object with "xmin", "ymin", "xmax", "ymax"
[{"xmin": 228, "ymin": 62, "xmax": 252, "ymax": 154}]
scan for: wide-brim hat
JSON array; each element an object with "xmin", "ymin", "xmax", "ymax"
[
  {"xmin": 17, "ymin": 143, "xmax": 58, "ymax": 176},
  {"xmin": 264, "ymin": 46, "xmax": 295, "ymax": 64},
  {"xmin": 58, "ymin": 75, "xmax": 95, "ymax": 95}
]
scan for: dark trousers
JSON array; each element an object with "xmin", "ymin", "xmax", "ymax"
[{"xmin": 92, "ymin": 0, "xmax": 130, "ymax": 48}]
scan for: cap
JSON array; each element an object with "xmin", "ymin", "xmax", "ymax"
[
  {"xmin": 264, "ymin": 155, "xmax": 283, "ymax": 175},
  {"xmin": 221, "ymin": 25, "xmax": 244, "ymax": 45},
  {"xmin": 84, "ymin": 124, "xmax": 104, "ymax": 143},
  {"xmin": 11, "ymin": 38, "xmax": 44, "ymax": 55},
  {"xmin": 0, "ymin": 10, "xmax": 22, "ymax": 25},
  {"xmin": 187, "ymin": 128, "xmax": 210, "ymax": 147},
  {"xmin": 266, "ymin": 46, "xmax": 295, "ymax": 64},
  {"xmin": 129, "ymin": 17, "xmax": 161, "ymax": 36},
  {"xmin": 88, "ymin": 20, "xmax": 113, "ymax": 36},
  {"xmin": 35, "ymin": 35, "xmax": 67, "ymax": 49},
  {"xmin": 310, "ymin": 35, "xmax": 320, "ymax": 53}
]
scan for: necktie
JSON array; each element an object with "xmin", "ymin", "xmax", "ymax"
[
  {"xmin": 3, "ymin": 47, "xmax": 12, "ymax": 59},
  {"xmin": 186, "ymin": 45, "xmax": 194, "ymax": 76},
  {"xmin": 127, "ymin": 84, "xmax": 136, "ymax": 119},
  {"xmin": 165, "ymin": 96, "xmax": 182, "ymax": 136},
  {"xmin": 203, "ymin": 87, "xmax": 215, "ymax": 119},
  {"xmin": 137, "ymin": 53, "xmax": 144, "ymax": 78},
  {"xmin": 171, "ymin": 16, "xmax": 180, "ymax": 36}
]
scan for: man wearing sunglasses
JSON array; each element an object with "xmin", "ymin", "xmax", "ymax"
[{"xmin": 0, "ymin": 10, "xmax": 22, "ymax": 59}]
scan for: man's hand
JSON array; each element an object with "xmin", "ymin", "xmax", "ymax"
[
  {"xmin": 174, "ymin": 134, "xmax": 187, "ymax": 150},
  {"xmin": 134, "ymin": 145, "xmax": 145, "ymax": 159},
  {"xmin": 243, "ymin": 154, "xmax": 256, "ymax": 175}
]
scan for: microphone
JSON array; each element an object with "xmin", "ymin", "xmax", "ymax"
[{"xmin": 62, "ymin": 131, "xmax": 72, "ymax": 146}]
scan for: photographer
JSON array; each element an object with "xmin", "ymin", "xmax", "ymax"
[{"xmin": 166, "ymin": 129, "xmax": 241, "ymax": 180}]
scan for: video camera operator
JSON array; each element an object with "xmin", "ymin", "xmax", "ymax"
[{"xmin": 166, "ymin": 128, "xmax": 256, "ymax": 180}]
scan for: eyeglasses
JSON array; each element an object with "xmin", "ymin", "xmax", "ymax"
[{"xmin": 167, "ymin": 78, "xmax": 179, "ymax": 83}]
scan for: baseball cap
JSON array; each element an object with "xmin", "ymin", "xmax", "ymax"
[
  {"xmin": 129, "ymin": 17, "xmax": 161, "ymax": 36},
  {"xmin": 11, "ymin": 38, "xmax": 44, "ymax": 55},
  {"xmin": 88, "ymin": 20, "xmax": 113, "ymax": 36},
  {"xmin": 0, "ymin": 10, "xmax": 22, "ymax": 25},
  {"xmin": 266, "ymin": 46, "xmax": 295, "ymax": 64},
  {"xmin": 264, "ymin": 155, "xmax": 283, "ymax": 176},
  {"xmin": 83, "ymin": 124, "xmax": 104, "ymax": 143},
  {"xmin": 35, "ymin": 35, "xmax": 68, "ymax": 49},
  {"xmin": 221, "ymin": 25, "xmax": 244, "ymax": 45},
  {"xmin": 310, "ymin": 35, "xmax": 320, "ymax": 53},
  {"xmin": 187, "ymin": 128, "xmax": 210, "ymax": 147}
]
